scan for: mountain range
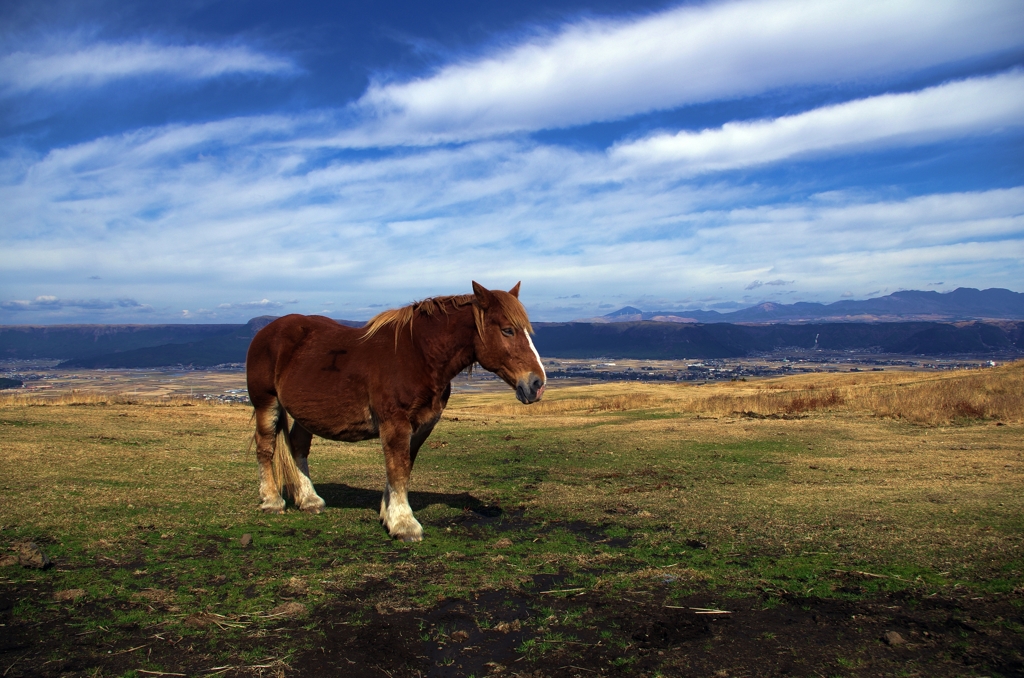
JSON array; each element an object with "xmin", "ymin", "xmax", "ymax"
[
  {"xmin": 1, "ymin": 319, "xmax": 1021, "ymax": 367},
  {"xmin": 2, "ymin": 288, "xmax": 1023, "ymax": 367},
  {"xmin": 583, "ymin": 287, "xmax": 1024, "ymax": 324},
  {"xmin": 532, "ymin": 321, "xmax": 1023, "ymax": 359}
]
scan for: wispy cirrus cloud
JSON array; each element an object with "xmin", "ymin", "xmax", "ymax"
[
  {"xmin": 346, "ymin": 0, "xmax": 1024, "ymax": 145},
  {"xmin": 0, "ymin": 296, "xmax": 151, "ymax": 311},
  {"xmin": 0, "ymin": 41, "xmax": 296, "ymax": 94},
  {"xmin": 217, "ymin": 299, "xmax": 297, "ymax": 310},
  {"xmin": 2, "ymin": 0, "xmax": 1023, "ymax": 323},
  {"xmin": 745, "ymin": 279, "xmax": 793, "ymax": 290},
  {"xmin": 2, "ymin": 93, "xmax": 1021, "ymax": 321},
  {"xmin": 611, "ymin": 71, "xmax": 1024, "ymax": 172}
]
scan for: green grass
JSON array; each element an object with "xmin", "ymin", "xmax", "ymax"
[{"xmin": 1, "ymin": 386, "xmax": 1023, "ymax": 671}]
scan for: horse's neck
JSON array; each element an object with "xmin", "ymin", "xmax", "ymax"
[{"xmin": 413, "ymin": 306, "xmax": 478, "ymax": 386}]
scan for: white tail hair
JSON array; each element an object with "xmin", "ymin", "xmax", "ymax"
[{"xmin": 272, "ymin": 413, "xmax": 303, "ymax": 501}]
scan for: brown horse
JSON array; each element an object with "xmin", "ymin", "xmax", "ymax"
[{"xmin": 245, "ymin": 281, "xmax": 546, "ymax": 541}]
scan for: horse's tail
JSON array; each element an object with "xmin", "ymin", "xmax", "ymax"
[{"xmin": 271, "ymin": 407, "xmax": 302, "ymax": 501}]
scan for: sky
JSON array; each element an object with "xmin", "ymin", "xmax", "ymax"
[{"xmin": 1, "ymin": 0, "xmax": 1023, "ymax": 324}]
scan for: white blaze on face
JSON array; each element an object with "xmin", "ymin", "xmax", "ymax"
[{"xmin": 526, "ymin": 332, "xmax": 545, "ymax": 381}]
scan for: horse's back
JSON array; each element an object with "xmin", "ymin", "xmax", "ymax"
[{"xmin": 246, "ymin": 314, "xmax": 362, "ymax": 397}]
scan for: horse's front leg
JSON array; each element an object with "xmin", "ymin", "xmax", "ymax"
[
  {"xmin": 408, "ymin": 416, "xmax": 439, "ymax": 469},
  {"xmin": 378, "ymin": 420, "xmax": 422, "ymax": 542}
]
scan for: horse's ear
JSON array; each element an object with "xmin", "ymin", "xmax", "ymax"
[
  {"xmin": 508, "ymin": 282, "xmax": 521, "ymax": 298},
  {"xmin": 472, "ymin": 281, "xmax": 493, "ymax": 309}
]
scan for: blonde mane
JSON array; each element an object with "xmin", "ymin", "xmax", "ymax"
[{"xmin": 362, "ymin": 291, "xmax": 533, "ymax": 343}]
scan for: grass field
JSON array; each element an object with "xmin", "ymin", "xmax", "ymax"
[{"xmin": 1, "ymin": 363, "xmax": 1022, "ymax": 677}]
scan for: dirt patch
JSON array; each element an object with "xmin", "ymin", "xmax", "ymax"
[
  {"xmin": 2, "ymin": 572, "xmax": 1023, "ymax": 677},
  {"xmin": 285, "ymin": 587, "xmax": 1024, "ymax": 678}
]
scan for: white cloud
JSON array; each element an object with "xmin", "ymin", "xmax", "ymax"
[
  {"xmin": 217, "ymin": 299, "xmax": 290, "ymax": 309},
  {"xmin": 744, "ymin": 279, "xmax": 793, "ymax": 289},
  {"xmin": 611, "ymin": 71, "xmax": 1024, "ymax": 171},
  {"xmin": 347, "ymin": 0, "xmax": 1024, "ymax": 145},
  {"xmin": 0, "ymin": 295, "xmax": 150, "ymax": 311},
  {"xmin": 0, "ymin": 41, "xmax": 296, "ymax": 94},
  {"xmin": 2, "ymin": 99, "xmax": 1023, "ymax": 322}
]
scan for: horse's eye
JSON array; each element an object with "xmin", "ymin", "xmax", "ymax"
[{"xmin": 501, "ymin": 327, "xmax": 515, "ymax": 337}]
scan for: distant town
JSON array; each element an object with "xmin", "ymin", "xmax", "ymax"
[{"xmin": 2, "ymin": 347, "xmax": 1004, "ymax": 405}]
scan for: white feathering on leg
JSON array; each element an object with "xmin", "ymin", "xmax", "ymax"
[{"xmin": 384, "ymin": 483, "xmax": 422, "ymax": 541}]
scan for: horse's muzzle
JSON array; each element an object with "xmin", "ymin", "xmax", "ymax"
[{"xmin": 515, "ymin": 374, "xmax": 545, "ymax": 404}]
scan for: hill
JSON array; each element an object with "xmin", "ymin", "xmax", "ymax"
[
  {"xmin": 533, "ymin": 320, "xmax": 1024, "ymax": 359},
  {"xmin": 0, "ymin": 319, "xmax": 1018, "ymax": 367},
  {"xmin": 52, "ymin": 316, "xmax": 364, "ymax": 368},
  {"xmin": 0, "ymin": 322, "xmax": 240, "ymax": 360},
  {"xmin": 59, "ymin": 325, "xmax": 258, "ymax": 368},
  {"xmin": 584, "ymin": 287, "xmax": 1024, "ymax": 324},
  {"xmin": 3, "ymin": 310, "xmax": 1023, "ymax": 369},
  {"xmin": 0, "ymin": 316, "xmax": 359, "ymax": 367}
]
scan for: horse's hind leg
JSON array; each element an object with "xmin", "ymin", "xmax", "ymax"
[
  {"xmin": 253, "ymin": 399, "xmax": 286, "ymax": 513},
  {"xmin": 288, "ymin": 422, "xmax": 326, "ymax": 514}
]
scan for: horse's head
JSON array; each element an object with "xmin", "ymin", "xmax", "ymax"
[{"xmin": 471, "ymin": 281, "xmax": 546, "ymax": 404}]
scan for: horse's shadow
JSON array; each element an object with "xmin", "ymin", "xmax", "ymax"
[{"xmin": 315, "ymin": 482, "xmax": 489, "ymax": 513}]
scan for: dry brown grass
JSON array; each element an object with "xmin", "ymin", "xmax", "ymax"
[
  {"xmin": 459, "ymin": 360, "xmax": 1024, "ymax": 425},
  {"xmin": 0, "ymin": 367, "xmax": 1020, "ymax": 678},
  {"xmin": 1, "ymin": 369, "xmax": 1021, "ymax": 602},
  {"xmin": 847, "ymin": 364, "xmax": 1024, "ymax": 424},
  {"xmin": 0, "ymin": 390, "xmax": 215, "ymax": 407},
  {"xmin": 469, "ymin": 391, "xmax": 662, "ymax": 416}
]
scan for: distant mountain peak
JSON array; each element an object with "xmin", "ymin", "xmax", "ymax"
[
  {"xmin": 246, "ymin": 315, "xmax": 280, "ymax": 335},
  {"xmin": 604, "ymin": 306, "xmax": 643, "ymax": 317}
]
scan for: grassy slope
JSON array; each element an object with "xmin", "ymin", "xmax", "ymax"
[{"xmin": 1, "ymin": 365, "xmax": 1022, "ymax": 674}]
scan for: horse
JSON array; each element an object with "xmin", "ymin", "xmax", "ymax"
[{"xmin": 245, "ymin": 281, "xmax": 546, "ymax": 542}]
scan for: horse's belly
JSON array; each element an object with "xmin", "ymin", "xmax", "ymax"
[
  {"xmin": 279, "ymin": 376, "xmax": 378, "ymax": 442},
  {"xmin": 321, "ymin": 422, "xmax": 379, "ymax": 443},
  {"xmin": 296, "ymin": 412, "xmax": 378, "ymax": 443}
]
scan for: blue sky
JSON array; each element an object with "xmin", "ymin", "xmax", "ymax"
[{"xmin": 2, "ymin": 0, "xmax": 1023, "ymax": 324}]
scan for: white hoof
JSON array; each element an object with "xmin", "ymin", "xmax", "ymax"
[
  {"xmin": 388, "ymin": 517, "xmax": 423, "ymax": 542},
  {"xmin": 299, "ymin": 494, "xmax": 326, "ymax": 514},
  {"xmin": 260, "ymin": 497, "xmax": 285, "ymax": 514},
  {"xmin": 380, "ymin": 481, "xmax": 421, "ymax": 540}
]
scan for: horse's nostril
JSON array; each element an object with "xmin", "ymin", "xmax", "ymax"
[{"xmin": 531, "ymin": 376, "xmax": 543, "ymax": 390}]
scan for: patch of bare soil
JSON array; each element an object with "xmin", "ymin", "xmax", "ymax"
[
  {"xmin": 2, "ymin": 575, "xmax": 1022, "ymax": 677},
  {"xmin": 289, "ymin": 586, "xmax": 1023, "ymax": 678}
]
